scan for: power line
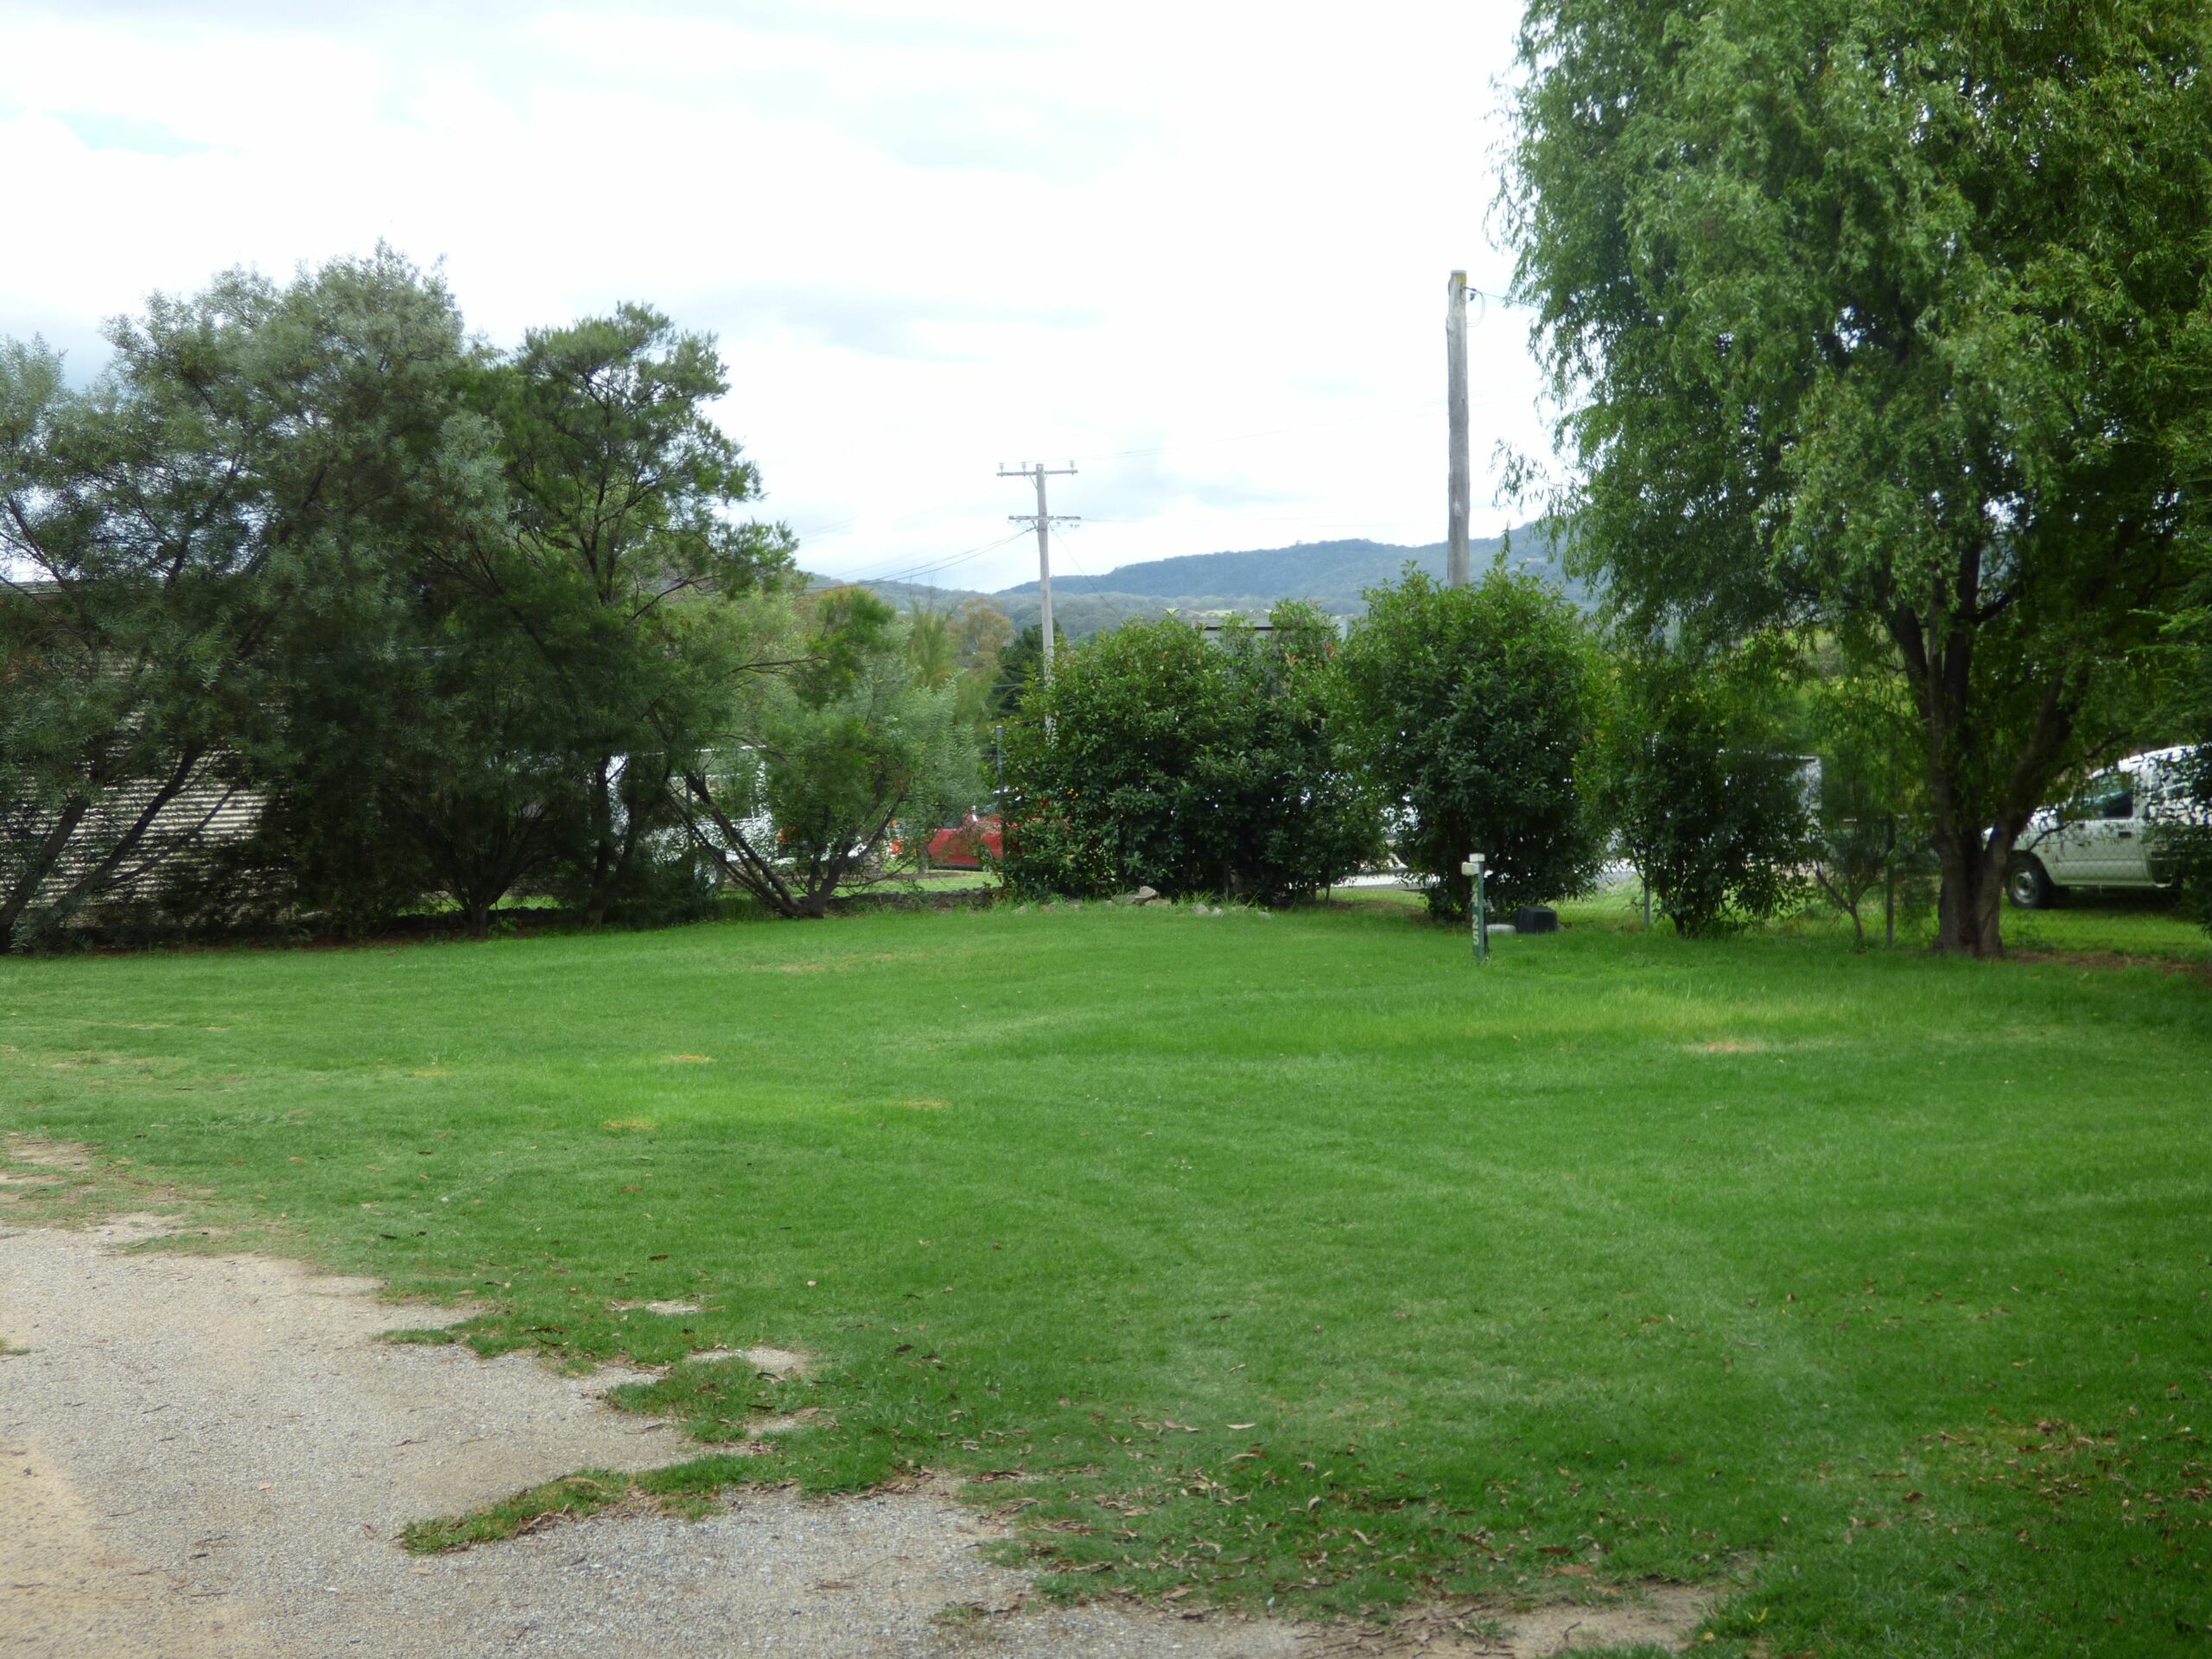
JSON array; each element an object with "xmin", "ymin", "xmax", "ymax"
[
  {"xmin": 788, "ymin": 499, "xmax": 975, "ymax": 554},
  {"xmin": 824, "ymin": 529, "xmax": 1030, "ymax": 589},
  {"xmin": 1048, "ymin": 525, "xmax": 1135, "ymax": 631},
  {"xmin": 791, "ymin": 388, "xmax": 1525, "ymax": 559}
]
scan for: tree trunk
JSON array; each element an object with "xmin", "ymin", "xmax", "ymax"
[
  {"xmin": 1932, "ymin": 822, "xmax": 2007, "ymax": 957},
  {"xmin": 678, "ymin": 772, "xmax": 804, "ymax": 918},
  {"xmin": 1889, "ymin": 560, "xmax": 2076, "ymax": 961},
  {"xmin": 1919, "ymin": 665, "xmax": 2075, "ymax": 959},
  {"xmin": 0, "ymin": 796, "xmax": 90, "ymax": 954},
  {"xmin": 583, "ymin": 760, "xmax": 614, "ymax": 928}
]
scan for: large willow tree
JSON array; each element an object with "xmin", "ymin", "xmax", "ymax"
[{"xmin": 1506, "ymin": 0, "xmax": 2212, "ymax": 953}]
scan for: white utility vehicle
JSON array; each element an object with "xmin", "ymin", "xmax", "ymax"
[{"xmin": 2005, "ymin": 745, "xmax": 2203, "ymax": 909}]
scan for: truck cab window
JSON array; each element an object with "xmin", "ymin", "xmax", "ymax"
[{"xmin": 2067, "ymin": 773, "xmax": 2134, "ymax": 821}]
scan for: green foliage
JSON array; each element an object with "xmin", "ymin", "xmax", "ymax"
[
  {"xmin": 904, "ymin": 603, "xmax": 959, "ymax": 691},
  {"xmin": 1506, "ymin": 0, "xmax": 2212, "ymax": 953},
  {"xmin": 891, "ymin": 598, "xmax": 1011, "ymax": 874},
  {"xmin": 683, "ymin": 588, "xmax": 977, "ymax": 918},
  {"xmin": 2163, "ymin": 742, "xmax": 2212, "ymax": 935},
  {"xmin": 476, "ymin": 304, "xmax": 794, "ymax": 925},
  {"xmin": 948, "ymin": 596, "xmax": 1014, "ymax": 734},
  {"xmin": 1808, "ymin": 665, "xmax": 1937, "ymax": 948},
  {"xmin": 2158, "ymin": 573, "xmax": 2212, "ymax": 937},
  {"xmin": 999, "ymin": 606, "xmax": 1379, "ymax": 903},
  {"xmin": 3, "ymin": 268, "xmax": 805, "ymax": 945},
  {"xmin": 0, "ymin": 249, "xmax": 504, "ymax": 949},
  {"xmin": 989, "ymin": 620, "xmax": 1065, "ymax": 720},
  {"xmin": 1598, "ymin": 642, "xmax": 1815, "ymax": 937},
  {"xmin": 1336, "ymin": 566, "xmax": 1603, "ymax": 921}
]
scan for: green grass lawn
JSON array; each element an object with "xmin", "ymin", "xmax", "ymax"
[{"xmin": 3, "ymin": 903, "xmax": 2209, "ymax": 1656}]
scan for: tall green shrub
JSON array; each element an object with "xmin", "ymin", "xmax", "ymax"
[
  {"xmin": 1337, "ymin": 566, "xmax": 1603, "ymax": 922},
  {"xmin": 999, "ymin": 605, "xmax": 1376, "ymax": 902},
  {"xmin": 1808, "ymin": 665, "xmax": 1935, "ymax": 949}
]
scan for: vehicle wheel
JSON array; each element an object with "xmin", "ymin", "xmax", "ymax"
[{"xmin": 2006, "ymin": 856, "xmax": 2054, "ymax": 910}]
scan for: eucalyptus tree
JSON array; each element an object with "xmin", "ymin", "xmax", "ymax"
[
  {"xmin": 1506, "ymin": 0, "xmax": 2212, "ymax": 953},
  {"xmin": 949, "ymin": 597, "xmax": 1014, "ymax": 734}
]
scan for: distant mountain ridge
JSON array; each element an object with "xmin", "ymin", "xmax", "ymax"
[
  {"xmin": 812, "ymin": 522, "xmax": 1586, "ymax": 639},
  {"xmin": 997, "ymin": 527, "xmax": 1570, "ymax": 608}
]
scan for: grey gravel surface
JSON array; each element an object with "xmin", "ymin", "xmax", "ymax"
[{"xmin": 0, "ymin": 1211, "xmax": 1705, "ymax": 1657}]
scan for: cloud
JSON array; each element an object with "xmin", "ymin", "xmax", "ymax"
[
  {"xmin": 844, "ymin": 90, "xmax": 1158, "ymax": 178},
  {"xmin": 0, "ymin": 1, "xmax": 1551, "ymax": 597},
  {"xmin": 675, "ymin": 283, "xmax": 1102, "ymax": 364},
  {"xmin": 53, "ymin": 111, "xmax": 214, "ymax": 156}
]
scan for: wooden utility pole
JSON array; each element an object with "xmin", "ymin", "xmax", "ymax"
[
  {"xmin": 998, "ymin": 461, "xmax": 1079, "ymax": 685},
  {"xmin": 1446, "ymin": 270, "xmax": 1471, "ymax": 588}
]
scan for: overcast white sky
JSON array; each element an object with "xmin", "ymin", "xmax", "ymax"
[{"xmin": 0, "ymin": 1, "xmax": 1550, "ymax": 594}]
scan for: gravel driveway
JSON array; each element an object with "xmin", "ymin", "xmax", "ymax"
[{"xmin": 0, "ymin": 1205, "xmax": 1706, "ymax": 1657}]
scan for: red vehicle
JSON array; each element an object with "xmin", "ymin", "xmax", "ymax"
[{"xmin": 923, "ymin": 812, "xmax": 1001, "ymax": 869}]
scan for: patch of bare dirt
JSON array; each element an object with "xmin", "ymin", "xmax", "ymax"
[
  {"xmin": 683, "ymin": 1343, "xmax": 809, "ymax": 1375},
  {"xmin": 2, "ymin": 1135, "xmax": 97, "ymax": 1173},
  {"xmin": 1, "ymin": 1437, "xmax": 272, "ymax": 1659}
]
